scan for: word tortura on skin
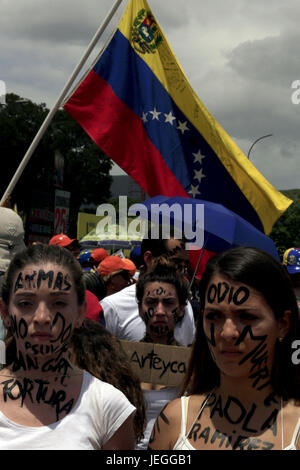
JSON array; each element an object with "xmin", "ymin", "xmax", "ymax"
[{"xmin": 96, "ymin": 196, "xmax": 204, "ymax": 249}]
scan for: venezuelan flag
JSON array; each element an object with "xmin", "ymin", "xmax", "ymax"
[{"xmin": 64, "ymin": 0, "xmax": 292, "ymax": 234}]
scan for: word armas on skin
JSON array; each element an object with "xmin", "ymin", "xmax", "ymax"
[{"xmin": 14, "ymin": 269, "xmax": 72, "ymax": 293}]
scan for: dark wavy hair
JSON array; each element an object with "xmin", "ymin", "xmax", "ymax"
[
  {"xmin": 82, "ymin": 270, "xmax": 107, "ymax": 300},
  {"xmin": 69, "ymin": 318, "xmax": 146, "ymax": 443},
  {"xmin": 181, "ymin": 246, "xmax": 300, "ymax": 399}
]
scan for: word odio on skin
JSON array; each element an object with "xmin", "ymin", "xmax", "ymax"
[{"xmin": 205, "ymin": 281, "xmax": 300, "ymax": 367}]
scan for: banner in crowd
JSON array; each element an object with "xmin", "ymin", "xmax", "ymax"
[{"xmin": 120, "ymin": 340, "xmax": 191, "ymax": 386}]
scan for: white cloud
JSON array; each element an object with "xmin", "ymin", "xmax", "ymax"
[{"xmin": 0, "ymin": 0, "xmax": 299, "ymax": 189}]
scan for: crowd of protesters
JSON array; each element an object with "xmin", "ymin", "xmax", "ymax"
[{"xmin": 0, "ymin": 204, "xmax": 299, "ymax": 450}]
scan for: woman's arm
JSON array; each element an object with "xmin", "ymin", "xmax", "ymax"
[
  {"xmin": 102, "ymin": 413, "xmax": 136, "ymax": 450},
  {"xmin": 148, "ymin": 399, "xmax": 181, "ymax": 450}
]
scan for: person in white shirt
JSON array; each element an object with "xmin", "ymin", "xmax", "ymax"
[
  {"xmin": 0, "ymin": 243, "xmax": 135, "ymax": 450},
  {"xmin": 135, "ymin": 256, "xmax": 191, "ymax": 449},
  {"xmin": 100, "ymin": 230, "xmax": 196, "ymax": 346}
]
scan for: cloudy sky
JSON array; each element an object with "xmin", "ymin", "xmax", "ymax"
[{"xmin": 1, "ymin": 0, "xmax": 299, "ymax": 190}]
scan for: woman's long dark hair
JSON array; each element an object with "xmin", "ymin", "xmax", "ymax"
[
  {"xmin": 70, "ymin": 319, "xmax": 146, "ymax": 443},
  {"xmin": 181, "ymin": 246, "xmax": 300, "ymax": 399}
]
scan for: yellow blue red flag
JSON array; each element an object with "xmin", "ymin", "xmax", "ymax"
[{"xmin": 64, "ymin": 0, "xmax": 292, "ymax": 234}]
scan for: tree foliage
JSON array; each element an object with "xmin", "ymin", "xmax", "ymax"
[
  {"xmin": 0, "ymin": 93, "xmax": 113, "ymax": 235},
  {"xmin": 270, "ymin": 189, "xmax": 300, "ymax": 258}
]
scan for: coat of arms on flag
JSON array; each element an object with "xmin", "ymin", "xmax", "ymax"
[{"xmin": 132, "ymin": 8, "xmax": 162, "ymax": 53}]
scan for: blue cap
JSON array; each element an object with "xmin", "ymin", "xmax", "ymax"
[
  {"xmin": 79, "ymin": 249, "xmax": 92, "ymax": 265},
  {"xmin": 283, "ymin": 248, "xmax": 300, "ymax": 275}
]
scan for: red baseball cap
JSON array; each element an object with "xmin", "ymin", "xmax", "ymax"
[
  {"xmin": 90, "ymin": 248, "xmax": 109, "ymax": 263},
  {"xmin": 49, "ymin": 234, "xmax": 78, "ymax": 248},
  {"xmin": 98, "ymin": 256, "xmax": 136, "ymax": 279},
  {"xmin": 121, "ymin": 258, "xmax": 137, "ymax": 276},
  {"xmin": 85, "ymin": 290, "xmax": 103, "ymax": 322}
]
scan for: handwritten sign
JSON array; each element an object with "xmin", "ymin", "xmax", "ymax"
[{"xmin": 120, "ymin": 341, "xmax": 191, "ymax": 386}]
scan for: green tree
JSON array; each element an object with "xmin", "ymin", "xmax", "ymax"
[
  {"xmin": 0, "ymin": 93, "xmax": 113, "ymax": 236},
  {"xmin": 270, "ymin": 189, "xmax": 300, "ymax": 258}
]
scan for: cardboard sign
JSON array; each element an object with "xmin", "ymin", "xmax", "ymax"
[{"xmin": 120, "ymin": 340, "xmax": 191, "ymax": 387}]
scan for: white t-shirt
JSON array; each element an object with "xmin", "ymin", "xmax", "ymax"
[
  {"xmin": 0, "ymin": 371, "xmax": 135, "ymax": 450},
  {"xmin": 100, "ymin": 284, "xmax": 195, "ymax": 346}
]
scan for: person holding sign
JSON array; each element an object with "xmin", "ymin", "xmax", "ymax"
[
  {"xmin": 135, "ymin": 257, "xmax": 190, "ymax": 450},
  {"xmin": 148, "ymin": 246, "xmax": 300, "ymax": 450},
  {"xmin": 0, "ymin": 243, "xmax": 136, "ymax": 450},
  {"xmin": 100, "ymin": 227, "xmax": 195, "ymax": 346}
]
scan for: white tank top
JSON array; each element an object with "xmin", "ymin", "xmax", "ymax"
[{"xmin": 173, "ymin": 396, "xmax": 300, "ymax": 451}]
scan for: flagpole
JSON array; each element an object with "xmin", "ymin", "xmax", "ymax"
[
  {"xmin": 0, "ymin": 0, "xmax": 124, "ymax": 205},
  {"xmin": 189, "ymin": 236, "xmax": 208, "ymax": 291}
]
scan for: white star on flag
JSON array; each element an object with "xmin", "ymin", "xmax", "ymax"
[
  {"xmin": 192, "ymin": 150, "xmax": 206, "ymax": 165},
  {"xmin": 164, "ymin": 111, "xmax": 176, "ymax": 125},
  {"xmin": 149, "ymin": 107, "xmax": 161, "ymax": 120},
  {"xmin": 194, "ymin": 168, "xmax": 206, "ymax": 183},
  {"xmin": 177, "ymin": 120, "xmax": 189, "ymax": 134},
  {"xmin": 189, "ymin": 184, "xmax": 201, "ymax": 198},
  {"xmin": 141, "ymin": 112, "xmax": 148, "ymax": 123}
]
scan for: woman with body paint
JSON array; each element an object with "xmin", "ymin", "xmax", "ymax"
[
  {"xmin": 135, "ymin": 257, "xmax": 190, "ymax": 450},
  {"xmin": 149, "ymin": 246, "xmax": 300, "ymax": 450},
  {"xmin": 0, "ymin": 243, "xmax": 136, "ymax": 450}
]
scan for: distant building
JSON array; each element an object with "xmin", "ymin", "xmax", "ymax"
[{"xmin": 110, "ymin": 174, "xmax": 144, "ymax": 199}]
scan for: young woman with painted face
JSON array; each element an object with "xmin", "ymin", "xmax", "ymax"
[
  {"xmin": 0, "ymin": 243, "xmax": 136, "ymax": 450},
  {"xmin": 148, "ymin": 246, "xmax": 300, "ymax": 451},
  {"xmin": 135, "ymin": 257, "xmax": 190, "ymax": 449},
  {"xmin": 136, "ymin": 256, "xmax": 189, "ymax": 347}
]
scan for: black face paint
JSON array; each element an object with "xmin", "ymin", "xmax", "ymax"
[
  {"xmin": 149, "ymin": 325, "xmax": 169, "ymax": 336},
  {"xmin": 14, "ymin": 270, "xmax": 72, "ymax": 293},
  {"xmin": 37, "ymin": 270, "xmax": 54, "ymax": 289},
  {"xmin": 235, "ymin": 325, "xmax": 270, "ymax": 391},
  {"xmin": 9, "ymin": 315, "xmax": 28, "ymax": 339},
  {"xmin": 206, "ymin": 282, "xmax": 250, "ymax": 305},
  {"xmin": 14, "ymin": 272, "xmax": 24, "ymax": 293},
  {"xmin": 155, "ymin": 287, "xmax": 165, "ymax": 295},
  {"xmin": 50, "ymin": 312, "xmax": 73, "ymax": 345},
  {"xmin": 143, "ymin": 307, "xmax": 155, "ymax": 325},
  {"xmin": 24, "ymin": 272, "xmax": 37, "ymax": 289},
  {"xmin": 205, "ymin": 322, "xmax": 216, "ymax": 347},
  {"xmin": 1, "ymin": 377, "xmax": 75, "ymax": 422},
  {"xmin": 171, "ymin": 307, "xmax": 179, "ymax": 323}
]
